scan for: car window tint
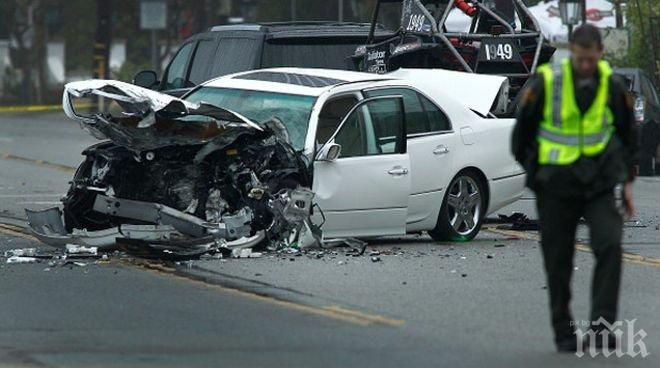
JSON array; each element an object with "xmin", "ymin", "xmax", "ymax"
[
  {"xmin": 211, "ymin": 37, "xmax": 259, "ymax": 77},
  {"xmin": 188, "ymin": 40, "xmax": 217, "ymax": 86},
  {"xmin": 364, "ymin": 88, "xmax": 428, "ymax": 135},
  {"xmin": 262, "ymin": 43, "xmax": 357, "ymax": 70},
  {"xmin": 419, "ymin": 93, "xmax": 451, "ymax": 131},
  {"xmin": 366, "ymin": 98, "xmax": 404, "ymax": 154},
  {"xmin": 317, "ymin": 95, "xmax": 359, "ymax": 145},
  {"xmin": 334, "ymin": 106, "xmax": 368, "ymax": 158},
  {"xmin": 164, "ymin": 42, "xmax": 194, "ymax": 90},
  {"xmin": 334, "ymin": 98, "xmax": 403, "ymax": 157},
  {"xmin": 641, "ymin": 76, "xmax": 659, "ymax": 104}
]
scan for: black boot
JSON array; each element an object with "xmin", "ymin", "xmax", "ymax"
[{"xmin": 555, "ymin": 331, "xmax": 578, "ymax": 353}]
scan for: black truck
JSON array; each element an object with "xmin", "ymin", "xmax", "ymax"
[
  {"xmin": 133, "ymin": 22, "xmax": 393, "ymax": 97},
  {"xmin": 615, "ymin": 68, "xmax": 660, "ymax": 176}
]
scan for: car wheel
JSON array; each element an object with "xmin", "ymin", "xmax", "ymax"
[
  {"xmin": 638, "ymin": 122, "xmax": 658, "ymax": 176},
  {"xmin": 428, "ymin": 171, "xmax": 486, "ymax": 242},
  {"xmin": 638, "ymin": 152, "xmax": 656, "ymax": 176},
  {"xmin": 638, "ymin": 140, "xmax": 658, "ymax": 177}
]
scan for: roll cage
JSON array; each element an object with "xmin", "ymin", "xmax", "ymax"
[{"xmin": 354, "ymin": 0, "xmax": 555, "ymax": 102}]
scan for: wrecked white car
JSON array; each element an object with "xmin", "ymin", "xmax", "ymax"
[{"xmin": 27, "ymin": 68, "xmax": 525, "ymax": 256}]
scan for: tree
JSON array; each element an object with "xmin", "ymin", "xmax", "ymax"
[
  {"xmin": 2, "ymin": 0, "xmax": 46, "ymax": 103},
  {"xmin": 626, "ymin": 0, "xmax": 659, "ymax": 83}
]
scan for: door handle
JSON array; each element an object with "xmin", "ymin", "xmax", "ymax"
[
  {"xmin": 433, "ymin": 145, "xmax": 450, "ymax": 155},
  {"xmin": 388, "ymin": 166, "xmax": 409, "ymax": 176}
]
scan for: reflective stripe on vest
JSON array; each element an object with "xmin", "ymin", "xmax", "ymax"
[{"xmin": 536, "ymin": 59, "xmax": 614, "ymax": 165}]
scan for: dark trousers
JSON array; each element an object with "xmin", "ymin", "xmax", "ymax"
[{"xmin": 536, "ymin": 189, "xmax": 623, "ymax": 342}]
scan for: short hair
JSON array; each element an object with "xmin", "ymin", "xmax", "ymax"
[{"xmin": 570, "ymin": 24, "xmax": 603, "ymax": 49}]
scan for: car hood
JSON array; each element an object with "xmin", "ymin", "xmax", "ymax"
[{"xmin": 62, "ymin": 80, "xmax": 264, "ymax": 152}]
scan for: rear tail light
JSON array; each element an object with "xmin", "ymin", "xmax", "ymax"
[
  {"xmin": 634, "ymin": 96, "xmax": 645, "ymax": 123},
  {"xmin": 520, "ymin": 52, "xmax": 534, "ymax": 69}
]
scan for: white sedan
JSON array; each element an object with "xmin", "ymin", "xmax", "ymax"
[
  {"xmin": 183, "ymin": 67, "xmax": 525, "ymax": 241},
  {"xmin": 27, "ymin": 67, "xmax": 525, "ymax": 249}
]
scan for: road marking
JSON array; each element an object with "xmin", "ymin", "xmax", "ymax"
[
  {"xmin": 0, "ymin": 223, "xmax": 37, "ymax": 241},
  {"xmin": 0, "ymin": 152, "xmax": 76, "ymax": 173},
  {"xmin": 0, "ymin": 104, "xmax": 62, "ymax": 113},
  {"xmin": 133, "ymin": 260, "xmax": 405, "ymax": 327},
  {"xmin": 0, "ymin": 194, "xmax": 63, "ymax": 198},
  {"xmin": 485, "ymin": 227, "xmax": 660, "ymax": 267},
  {"xmin": 1, "ymin": 223, "xmax": 405, "ymax": 327},
  {"xmin": 18, "ymin": 201, "xmax": 62, "ymax": 205}
]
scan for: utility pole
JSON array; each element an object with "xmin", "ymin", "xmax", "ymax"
[
  {"xmin": 140, "ymin": 0, "xmax": 167, "ymax": 74},
  {"xmin": 613, "ymin": 0, "xmax": 623, "ymax": 28},
  {"xmin": 338, "ymin": 0, "xmax": 344, "ymax": 22},
  {"xmin": 92, "ymin": 0, "xmax": 112, "ymax": 80},
  {"xmin": 291, "ymin": 0, "xmax": 296, "ymax": 21}
]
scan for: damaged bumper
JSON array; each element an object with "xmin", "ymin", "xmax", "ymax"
[
  {"xmin": 26, "ymin": 80, "xmax": 322, "ymax": 257},
  {"xmin": 27, "ymin": 204, "xmax": 268, "ymax": 251}
]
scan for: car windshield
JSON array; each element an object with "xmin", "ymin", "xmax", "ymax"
[{"xmin": 184, "ymin": 87, "xmax": 317, "ymax": 150}]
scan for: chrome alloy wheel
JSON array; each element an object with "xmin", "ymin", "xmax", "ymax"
[{"xmin": 446, "ymin": 175, "xmax": 482, "ymax": 235}]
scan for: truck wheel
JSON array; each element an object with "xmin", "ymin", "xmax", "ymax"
[
  {"xmin": 638, "ymin": 152, "xmax": 656, "ymax": 176},
  {"xmin": 638, "ymin": 139, "xmax": 658, "ymax": 176},
  {"xmin": 428, "ymin": 171, "xmax": 486, "ymax": 242}
]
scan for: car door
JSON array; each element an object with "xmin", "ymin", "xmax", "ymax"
[
  {"xmin": 312, "ymin": 96, "xmax": 411, "ymax": 238},
  {"xmin": 363, "ymin": 87, "xmax": 455, "ymax": 230}
]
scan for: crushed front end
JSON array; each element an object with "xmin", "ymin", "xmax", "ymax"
[{"xmin": 27, "ymin": 80, "xmax": 320, "ymax": 258}]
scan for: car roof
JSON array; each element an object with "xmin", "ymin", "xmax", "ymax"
[
  {"xmin": 209, "ymin": 22, "xmax": 393, "ymax": 39},
  {"xmin": 201, "ymin": 68, "xmax": 395, "ymax": 96}
]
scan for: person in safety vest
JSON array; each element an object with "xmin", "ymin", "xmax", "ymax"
[{"xmin": 512, "ymin": 24, "xmax": 637, "ymax": 353}]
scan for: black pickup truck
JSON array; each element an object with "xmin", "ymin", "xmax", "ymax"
[
  {"xmin": 133, "ymin": 22, "xmax": 393, "ymax": 97},
  {"xmin": 615, "ymin": 68, "xmax": 660, "ymax": 176}
]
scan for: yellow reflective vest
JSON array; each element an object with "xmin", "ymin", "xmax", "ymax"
[{"xmin": 536, "ymin": 59, "xmax": 614, "ymax": 165}]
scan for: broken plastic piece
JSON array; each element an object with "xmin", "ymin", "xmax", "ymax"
[
  {"xmin": 65, "ymin": 244, "xmax": 98, "ymax": 255},
  {"xmin": 4, "ymin": 248, "xmax": 37, "ymax": 257},
  {"xmin": 7, "ymin": 256, "xmax": 37, "ymax": 264}
]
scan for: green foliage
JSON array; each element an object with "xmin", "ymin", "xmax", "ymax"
[{"xmin": 624, "ymin": 0, "xmax": 659, "ymax": 81}]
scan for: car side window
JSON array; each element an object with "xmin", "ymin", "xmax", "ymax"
[
  {"xmin": 187, "ymin": 40, "xmax": 218, "ymax": 86},
  {"xmin": 419, "ymin": 94, "xmax": 451, "ymax": 131},
  {"xmin": 641, "ymin": 76, "xmax": 659, "ymax": 105},
  {"xmin": 163, "ymin": 42, "xmax": 194, "ymax": 90},
  {"xmin": 333, "ymin": 98, "xmax": 404, "ymax": 158},
  {"xmin": 211, "ymin": 37, "xmax": 260, "ymax": 76},
  {"xmin": 316, "ymin": 95, "xmax": 359, "ymax": 145},
  {"xmin": 364, "ymin": 88, "xmax": 428, "ymax": 135}
]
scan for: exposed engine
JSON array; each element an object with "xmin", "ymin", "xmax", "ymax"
[{"xmin": 63, "ymin": 127, "xmax": 312, "ymax": 247}]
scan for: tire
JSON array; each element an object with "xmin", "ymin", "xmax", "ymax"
[
  {"xmin": 428, "ymin": 171, "xmax": 486, "ymax": 242},
  {"xmin": 638, "ymin": 121, "xmax": 658, "ymax": 177},
  {"xmin": 638, "ymin": 152, "xmax": 656, "ymax": 176}
]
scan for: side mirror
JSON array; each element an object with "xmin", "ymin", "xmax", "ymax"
[
  {"xmin": 133, "ymin": 70, "xmax": 158, "ymax": 89},
  {"xmin": 316, "ymin": 143, "xmax": 342, "ymax": 162}
]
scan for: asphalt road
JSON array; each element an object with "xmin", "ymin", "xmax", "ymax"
[{"xmin": 0, "ymin": 112, "xmax": 658, "ymax": 367}]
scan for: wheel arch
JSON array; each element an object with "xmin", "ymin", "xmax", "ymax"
[{"xmin": 452, "ymin": 166, "xmax": 490, "ymax": 214}]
